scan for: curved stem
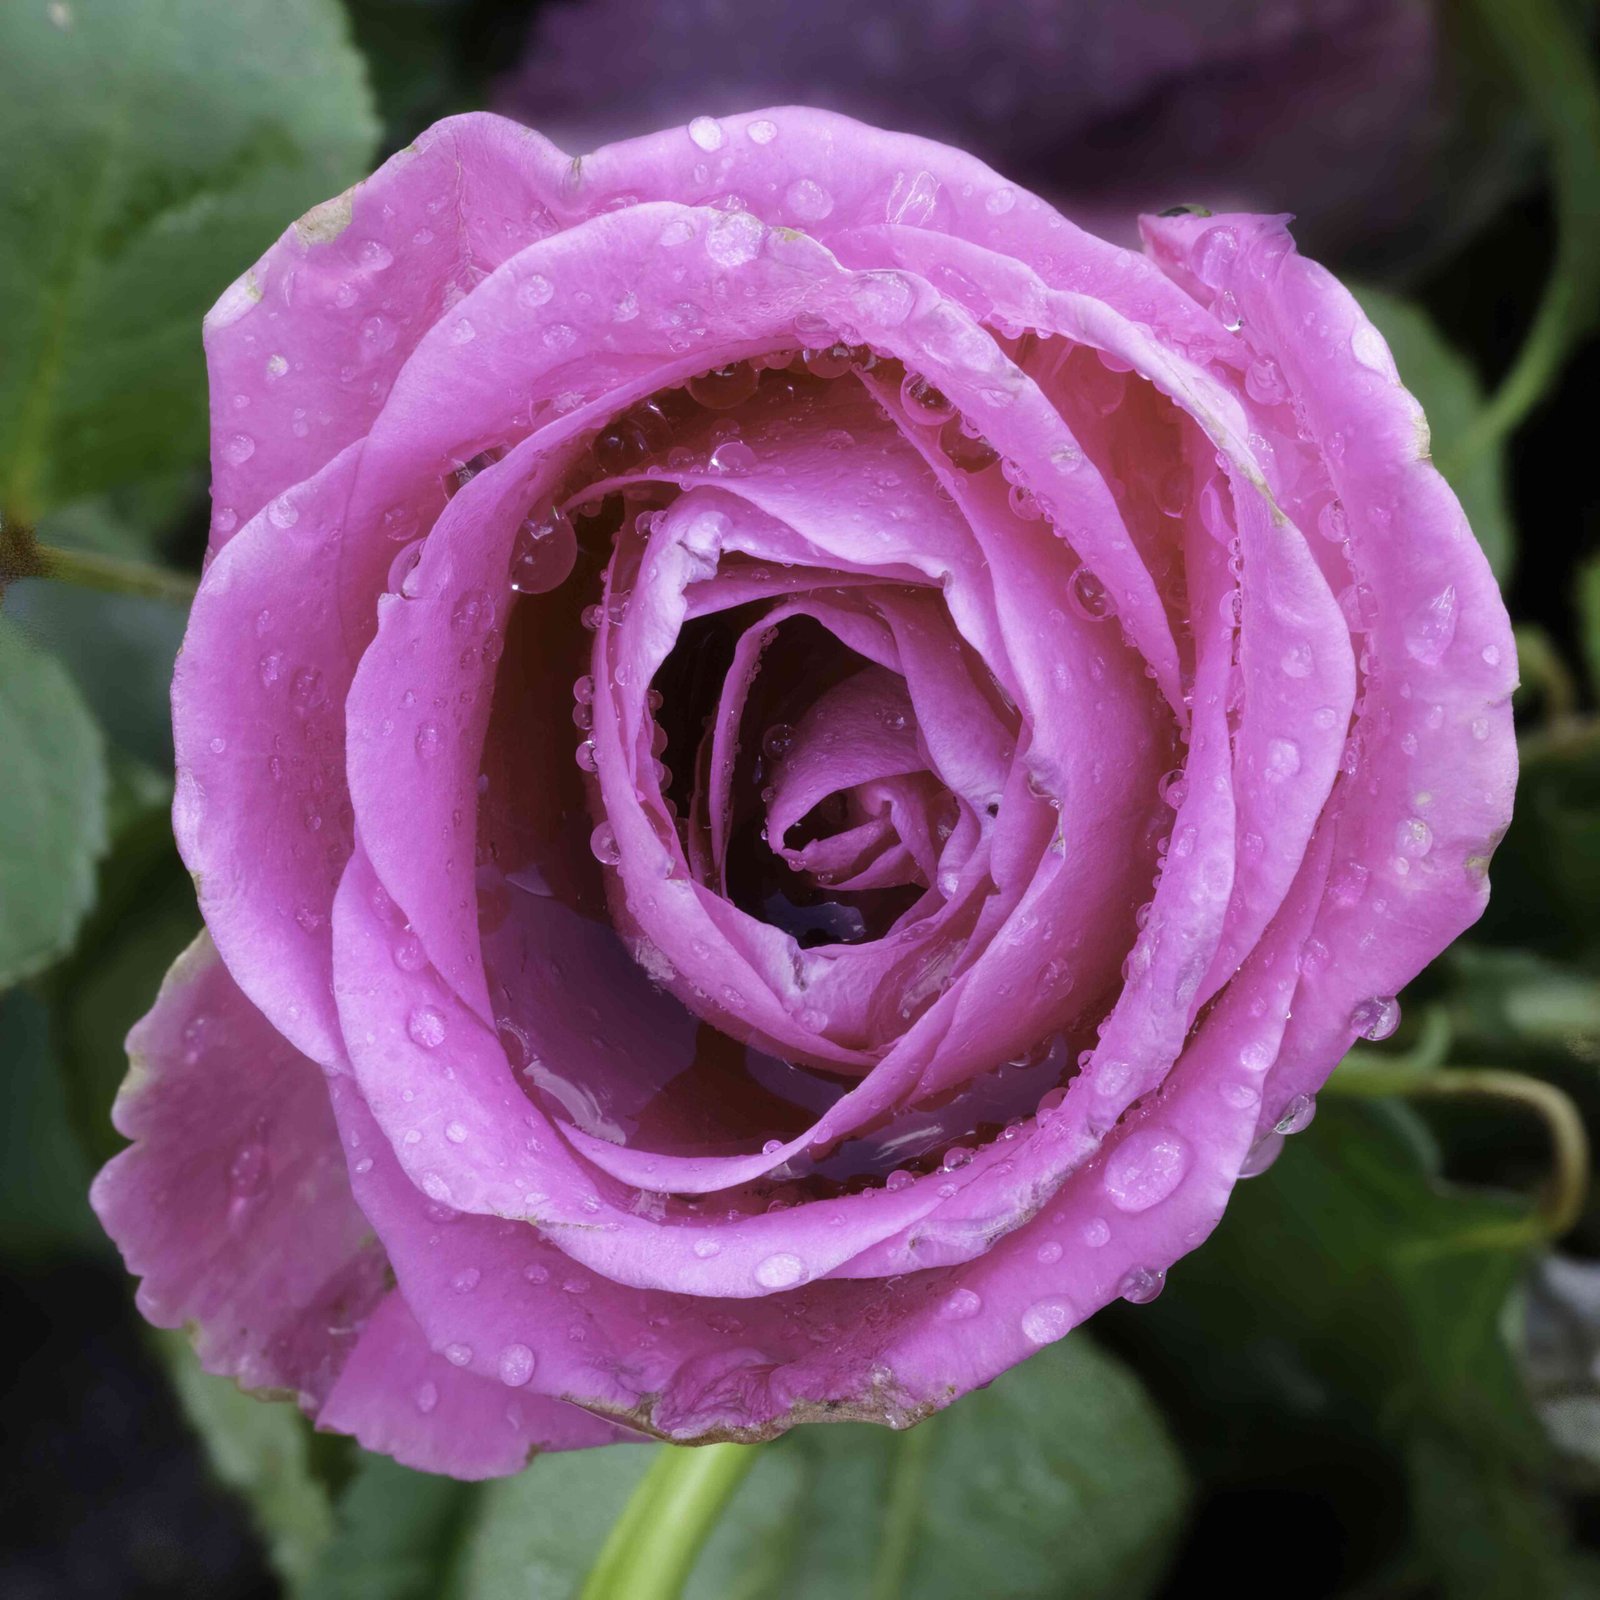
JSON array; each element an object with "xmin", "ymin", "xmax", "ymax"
[
  {"xmin": 1442, "ymin": 0, "xmax": 1600, "ymax": 476},
  {"xmin": 1328, "ymin": 1061, "xmax": 1590, "ymax": 1240},
  {"xmin": 579, "ymin": 1443, "xmax": 759, "ymax": 1600},
  {"xmin": 9, "ymin": 540, "xmax": 198, "ymax": 606},
  {"xmin": 869, "ymin": 1420, "xmax": 937, "ymax": 1600}
]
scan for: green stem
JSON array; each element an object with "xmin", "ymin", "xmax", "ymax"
[
  {"xmin": 1328, "ymin": 1061, "xmax": 1590, "ymax": 1240},
  {"xmin": 1441, "ymin": 0, "xmax": 1600, "ymax": 476},
  {"xmin": 868, "ymin": 1420, "xmax": 937, "ymax": 1600},
  {"xmin": 17, "ymin": 544, "xmax": 198, "ymax": 604},
  {"xmin": 579, "ymin": 1443, "xmax": 759, "ymax": 1600}
]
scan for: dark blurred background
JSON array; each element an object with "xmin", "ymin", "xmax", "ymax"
[{"xmin": 3, "ymin": 2, "xmax": 1599, "ymax": 1596}]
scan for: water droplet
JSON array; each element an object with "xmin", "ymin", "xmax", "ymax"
[
  {"xmin": 693, "ymin": 1238, "xmax": 720, "ymax": 1259},
  {"xmin": 708, "ymin": 440, "xmax": 757, "ymax": 476},
  {"xmin": 705, "ymin": 211, "xmax": 764, "ymax": 268},
  {"xmin": 1264, "ymin": 738, "xmax": 1301, "ymax": 782},
  {"xmin": 415, "ymin": 722, "xmax": 441, "ymax": 760},
  {"xmin": 1275, "ymin": 1093, "xmax": 1317, "ymax": 1136},
  {"xmin": 1404, "ymin": 585, "xmax": 1458, "ymax": 666},
  {"xmin": 747, "ymin": 118, "xmax": 778, "ymax": 145},
  {"xmin": 223, "ymin": 433, "xmax": 256, "ymax": 466},
  {"xmin": 1351, "ymin": 995, "xmax": 1401, "ymax": 1041},
  {"xmin": 443, "ymin": 1343, "xmax": 473, "ymax": 1367},
  {"xmin": 1036, "ymin": 1239, "xmax": 1063, "ymax": 1264},
  {"xmin": 1103, "ymin": 1130, "xmax": 1189, "ymax": 1213},
  {"xmin": 1394, "ymin": 816, "xmax": 1433, "ymax": 858},
  {"xmin": 931, "ymin": 417, "xmax": 991, "ymax": 473},
  {"xmin": 1021, "ymin": 1297, "xmax": 1073, "ymax": 1345},
  {"xmin": 518, "ymin": 274, "xmax": 554, "ymax": 309},
  {"xmin": 415, "ymin": 1380, "xmax": 439, "ymax": 1414},
  {"xmin": 445, "ymin": 1121, "xmax": 468, "ymax": 1144},
  {"xmin": 1067, "ymin": 566, "xmax": 1115, "ymax": 621},
  {"xmin": 496, "ymin": 1343, "xmax": 536, "ymax": 1387},
  {"xmin": 786, "ymin": 177, "xmax": 833, "ymax": 221},
  {"xmin": 1158, "ymin": 768, "xmax": 1188, "ymax": 809},
  {"xmin": 1082, "ymin": 1217, "xmax": 1111, "ymax": 1248},
  {"xmin": 754, "ymin": 1252, "xmax": 806, "ymax": 1288},
  {"xmin": 590, "ymin": 822, "xmax": 621, "ymax": 865},
  {"xmin": 510, "ymin": 510, "xmax": 577, "ymax": 594},
  {"xmin": 938, "ymin": 1287, "xmax": 982, "ymax": 1320},
  {"xmin": 901, "ymin": 373, "xmax": 954, "ymax": 423},
  {"xmin": 1118, "ymin": 1266, "xmax": 1166, "ymax": 1304},
  {"xmin": 1245, "ymin": 356, "xmax": 1286, "ymax": 406},
  {"xmin": 688, "ymin": 115, "xmax": 725, "ymax": 152},
  {"xmin": 407, "ymin": 1006, "xmax": 446, "ymax": 1049},
  {"xmin": 688, "ymin": 361, "xmax": 760, "ymax": 409}
]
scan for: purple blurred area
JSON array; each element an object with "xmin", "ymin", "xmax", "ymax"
[{"xmin": 494, "ymin": 0, "xmax": 1524, "ymax": 275}]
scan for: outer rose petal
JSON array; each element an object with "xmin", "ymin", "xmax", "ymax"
[
  {"xmin": 319, "ymin": 1291, "xmax": 632, "ymax": 1476},
  {"xmin": 90, "ymin": 935, "xmax": 387, "ymax": 1407}
]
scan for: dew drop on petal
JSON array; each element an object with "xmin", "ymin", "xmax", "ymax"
[
  {"xmin": 1103, "ymin": 1131, "xmax": 1189, "ymax": 1213},
  {"xmin": 407, "ymin": 1006, "xmax": 446, "ymax": 1049},
  {"xmin": 1021, "ymin": 1297, "xmax": 1073, "ymax": 1345},
  {"xmin": 938, "ymin": 1287, "xmax": 982, "ymax": 1320},
  {"xmin": 496, "ymin": 1344, "xmax": 536, "ymax": 1387},
  {"xmin": 1351, "ymin": 995, "xmax": 1401, "ymax": 1041},
  {"xmin": 754, "ymin": 1252, "xmax": 806, "ymax": 1288}
]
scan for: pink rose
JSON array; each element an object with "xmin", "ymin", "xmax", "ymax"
[{"xmin": 93, "ymin": 109, "xmax": 1515, "ymax": 1476}]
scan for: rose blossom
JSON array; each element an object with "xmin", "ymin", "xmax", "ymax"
[{"xmin": 92, "ymin": 109, "xmax": 1515, "ymax": 1476}]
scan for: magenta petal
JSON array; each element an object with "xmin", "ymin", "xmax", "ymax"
[
  {"xmin": 317, "ymin": 1290, "xmax": 632, "ymax": 1476},
  {"xmin": 90, "ymin": 937, "xmax": 387, "ymax": 1406}
]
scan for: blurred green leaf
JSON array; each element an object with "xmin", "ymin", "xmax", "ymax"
[
  {"xmin": 0, "ymin": 617, "xmax": 108, "ymax": 987},
  {"xmin": 156, "ymin": 1328, "xmax": 337, "ymax": 1588},
  {"xmin": 0, "ymin": 988, "xmax": 101, "ymax": 1260},
  {"xmin": 0, "ymin": 0, "xmax": 377, "ymax": 522},
  {"xmin": 1109, "ymin": 1099, "xmax": 1568, "ymax": 1599},
  {"xmin": 1354, "ymin": 285, "xmax": 1516, "ymax": 580},
  {"xmin": 45, "ymin": 774, "xmax": 196, "ymax": 1171},
  {"xmin": 687, "ymin": 1336, "xmax": 1189, "ymax": 1600},
  {"xmin": 295, "ymin": 1454, "xmax": 477, "ymax": 1600},
  {"xmin": 1447, "ymin": 0, "xmax": 1600, "ymax": 468},
  {"xmin": 1473, "ymin": 720, "xmax": 1600, "ymax": 963},
  {"xmin": 6, "ymin": 577, "xmax": 187, "ymax": 769},
  {"xmin": 1578, "ymin": 553, "xmax": 1600, "ymax": 702}
]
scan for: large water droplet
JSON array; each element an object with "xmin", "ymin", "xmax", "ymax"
[
  {"xmin": 1021, "ymin": 1297, "xmax": 1073, "ymax": 1345},
  {"xmin": 496, "ymin": 1343, "xmax": 536, "ymax": 1387},
  {"xmin": 754, "ymin": 1252, "xmax": 806, "ymax": 1288},
  {"xmin": 1404, "ymin": 585, "xmax": 1458, "ymax": 666},
  {"xmin": 407, "ymin": 1006, "xmax": 446, "ymax": 1049},
  {"xmin": 1103, "ymin": 1130, "xmax": 1189, "ymax": 1213},
  {"xmin": 1351, "ymin": 995, "xmax": 1401, "ymax": 1041}
]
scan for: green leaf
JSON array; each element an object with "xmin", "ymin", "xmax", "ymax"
[
  {"xmin": 1354, "ymin": 285, "xmax": 1516, "ymax": 581},
  {"xmin": 44, "ymin": 772, "xmax": 196, "ymax": 1170},
  {"xmin": 1473, "ymin": 720, "xmax": 1600, "ymax": 964},
  {"xmin": 0, "ymin": 616, "xmax": 109, "ymax": 987},
  {"xmin": 0, "ymin": 0, "xmax": 378, "ymax": 522},
  {"xmin": 1109, "ymin": 1099, "xmax": 1568, "ymax": 1597},
  {"xmin": 1577, "ymin": 553, "xmax": 1600, "ymax": 703},
  {"xmin": 1447, "ymin": 0, "xmax": 1600, "ymax": 468},
  {"xmin": 453, "ymin": 1446, "xmax": 661, "ymax": 1599},
  {"xmin": 0, "ymin": 987, "xmax": 101, "ymax": 1260},
  {"xmin": 5, "ymin": 577, "xmax": 187, "ymax": 769},
  {"xmin": 156, "ymin": 1327, "xmax": 337, "ymax": 1588},
  {"xmin": 294, "ymin": 1455, "xmax": 476, "ymax": 1600},
  {"xmin": 687, "ymin": 1335, "xmax": 1189, "ymax": 1600}
]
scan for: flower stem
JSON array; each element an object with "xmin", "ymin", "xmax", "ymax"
[
  {"xmin": 2, "ymin": 537, "xmax": 199, "ymax": 607},
  {"xmin": 1442, "ymin": 0, "xmax": 1600, "ymax": 475},
  {"xmin": 578, "ymin": 1443, "xmax": 759, "ymax": 1600},
  {"xmin": 868, "ymin": 1419, "xmax": 937, "ymax": 1600},
  {"xmin": 1328, "ymin": 1059, "xmax": 1590, "ymax": 1240}
]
